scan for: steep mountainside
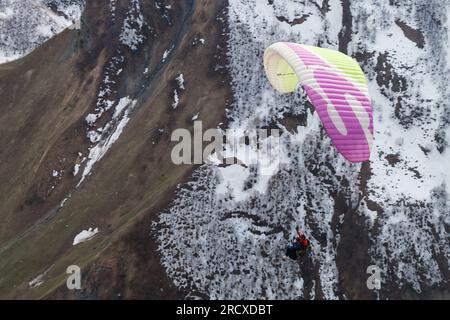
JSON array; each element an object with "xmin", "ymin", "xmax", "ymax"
[
  {"xmin": 0, "ymin": 0, "xmax": 229, "ymax": 299},
  {"xmin": 0, "ymin": 0, "xmax": 449, "ymax": 300}
]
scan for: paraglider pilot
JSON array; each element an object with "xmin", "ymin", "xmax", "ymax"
[{"xmin": 286, "ymin": 227, "xmax": 309, "ymax": 260}]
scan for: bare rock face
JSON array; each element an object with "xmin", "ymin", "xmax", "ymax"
[{"xmin": 0, "ymin": 0, "xmax": 449, "ymax": 300}]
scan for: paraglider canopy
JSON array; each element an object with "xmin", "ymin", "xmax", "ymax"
[{"xmin": 264, "ymin": 43, "xmax": 374, "ymax": 163}]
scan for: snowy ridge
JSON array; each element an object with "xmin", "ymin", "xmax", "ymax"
[
  {"xmin": 156, "ymin": 0, "xmax": 450, "ymax": 299},
  {"xmin": 0, "ymin": 0, "xmax": 84, "ymax": 63}
]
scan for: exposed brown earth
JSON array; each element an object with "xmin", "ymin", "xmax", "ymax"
[{"xmin": 0, "ymin": 0, "xmax": 230, "ymax": 299}]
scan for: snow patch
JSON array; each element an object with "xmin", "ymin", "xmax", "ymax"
[
  {"xmin": 119, "ymin": 0, "xmax": 145, "ymax": 51},
  {"xmin": 73, "ymin": 227, "xmax": 99, "ymax": 246},
  {"xmin": 78, "ymin": 97, "xmax": 138, "ymax": 186}
]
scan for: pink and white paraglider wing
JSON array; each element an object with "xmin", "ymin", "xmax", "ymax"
[{"xmin": 264, "ymin": 42, "xmax": 374, "ymax": 163}]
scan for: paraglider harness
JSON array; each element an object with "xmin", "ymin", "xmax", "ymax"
[{"xmin": 286, "ymin": 227, "xmax": 310, "ymax": 260}]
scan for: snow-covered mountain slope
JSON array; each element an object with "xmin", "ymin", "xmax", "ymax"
[
  {"xmin": 156, "ymin": 0, "xmax": 450, "ymax": 299},
  {"xmin": 0, "ymin": 0, "xmax": 84, "ymax": 63}
]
